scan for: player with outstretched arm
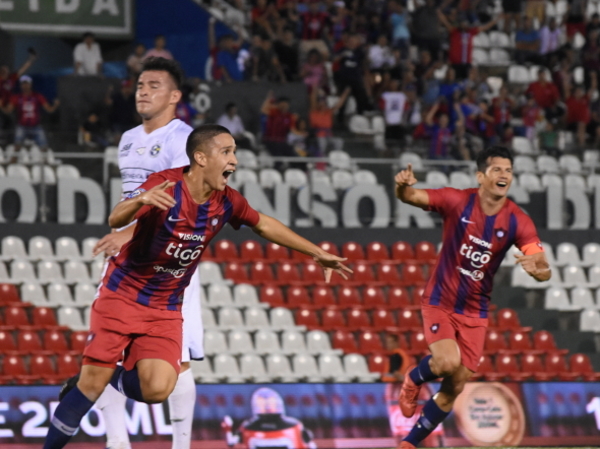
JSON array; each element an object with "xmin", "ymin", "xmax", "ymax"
[
  {"xmin": 43, "ymin": 125, "xmax": 352, "ymax": 449},
  {"xmin": 394, "ymin": 146, "xmax": 551, "ymax": 448}
]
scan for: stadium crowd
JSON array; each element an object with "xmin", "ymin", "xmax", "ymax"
[{"xmin": 1, "ymin": 0, "xmax": 600, "ymax": 162}]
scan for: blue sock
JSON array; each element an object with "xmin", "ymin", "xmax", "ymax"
[
  {"xmin": 110, "ymin": 366, "xmax": 145, "ymax": 402},
  {"xmin": 404, "ymin": 397, "xmax": 449, "ymax": 446},
  {"xmin": 44, "ymin": 386, "xmax": 94, "ymax": 449},
  {"xmin": 409, "ymin": 355, "xmax": 437, "ymax": 386}
]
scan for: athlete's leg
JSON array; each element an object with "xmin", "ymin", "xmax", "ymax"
[
  {"xmin": 136, "ymin": 358, "xmax": 179, "ymax": 403},
  {"xmin": 96, "ymin": 385, "xmax": 131, "ymax": 449},
  {"xmin": 168, "ymin": 362, "xmax": 196, "ymax": 449},
  {"xmin": 433, "ymin": 364, "xmax": 473, "ymax": 411},
  {"xmin": 44, "ymin": 365, "xmax": 114, "ymax": 449},
  {"xmin": 428, "ymin": 338, "xmax": 462, "ymax": 378}
]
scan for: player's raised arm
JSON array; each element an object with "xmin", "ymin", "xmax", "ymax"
[
  {"xmin": 252, "ymin": 212, "xmax": 353, "ymax": 283},
  {"xmin": 394, "ymin": 163, "xmax": 430, "ymax": 209},
  {"xmin": 108, "ymin": 181, "xmax": 176, "ymax": 228}
]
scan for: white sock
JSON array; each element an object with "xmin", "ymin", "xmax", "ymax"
[
  {"xmin": 168, "ymin": 368, "xmax": 196, "ymax": 449},
  {"xmin": 97, "ymin": 384, "xmax": 131, "ymax": 449}
]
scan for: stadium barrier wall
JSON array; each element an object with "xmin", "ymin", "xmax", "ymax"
[{"xmin": 0, "ymin": 382, "xmax": 599, "ymax": 447}]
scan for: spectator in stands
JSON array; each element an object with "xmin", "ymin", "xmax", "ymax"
[
  {"xmin": 175, "ymin": 89, "xmax": 203, "ymax": 128},
  {"xmin": 526, "ymin": 69, "xmax": 562, "ymax": 123},
  {"xmin": 566, "ymin": 85, "xmax": 592, "ymax": 148},
  {"xmin": 388, "ymin": 0, "xmax": 410, "ymax": 59},
  {"xmin": 216, "ymin": 35, "xmax": 245, "ymax": 82},
  {"xmin": 413, "ymin": 51, "xmax": 435, "ymax": 95},
  {"xmin": 582, "ymin": 31, "xmax": 600, "ymax": 86},
  {"xmin": 437, "ymin": 10, "xmax": 500, "ymax": 79},
  {"xmin": 411, "ymin": 0, "xmax": 442, "ymax": 60},
  {"xmin": 309, "ymin": 86, "xmax": 350, "ymax": 153},
  {"xmin": 261, "ymin": 90, "xmax": 298, "ymax": 157},
  {"xmin": 539, "ymin": 18, "xmax": 562, "ymax": 63},
  {"xmin": 476, "ymin": 100, "xmax": 497, "ymax": 145},
  {"xmin": 452, "ymin": 121, "xmax": 480, "ymax": 160},
  {"xmin": 502, "ymin": 0, "xmax": 522, "ymax": 32},
  {"xmin": 383, "ymin": 334, "xmax": 408, "ymax": 383},
  {"xmin": 126, "ymin": 43, "xmax": 146, "ymax": 78},
  {"xmin": 329, "ymin": 1, "xmax": 351, "ymax": 44},
  {"xmin": 524, "ymin": 0, "xmax": 545, "ymax": 25},
  {"xmin": 439, "ymin": 67, "xmax": 461, "ymax": 107},
  {"xmin": 565, "ymin": 0, "xmax": 587, "ymax": 44},
  {"xmin": 368, "ymin": 35, "xmax": 397, "ymax": 72},
  {"xmin": 381, "ymin": 79, "xmax": 407, "ymax": 143},
  {"xmin": 250, "ymin": 34, "xmax": 287, "ymax": 82},
  {"xmin": 588, "ymin": 93, "xmax": 600, "ymax": 148},
  {"xmin": 274, "ymin": 28, "xmax": 300, "ymax": 82},
  {"xmin": 80, "ymin": 110, "xmax": 109, "ymax": 148},
  {"xmin": 300, "ymin": 1, "xmax": 331, "ymax": 60},
  {"xmin": 3, "ymin": 76, "xmax": 59, "ymax": 151},
  {"xmin": 522, "ymin": 92, "xmax": 543, "ymax": 143},
  {"xmin": 463, "ymin": 66, "xmax": 490, "ymax": 100},
  {"xmin": 0, "ymin": 49, "xmax": 37, "ymax": 138},
  {"xmin": 301, "ymin": 49, "xmax": 328, "ymax": 92},
  {"xmin": 492, "ymin": 86, "xmax": 515, "ymax": 133},
  {"xmin": 277, "ymin": 0, "xmax": 301, "ymax": 36},
  {"xmin": 252, "ymin": 0, "xmax": 278, "ymax": 37},
  {"xmin": 333, "ymin": 34, "xmax": 372, "ymax": 114},
  {"xmin": 144, "ymin": 35, "xmax": 174, "ymax": 60},
  {"xmin": 500, "ymin": 122, "xmax": 515, "ymax": 144},
  {"xmin": 108, "ymin": 80, "xmax": 137, "ymax": 141},
  {"xmin": 514, "ymin": 16, "xmax": 541, "ymax": 64},
  {"xmin": 287, "ymin": 117, "xmax": 311, "ymax": 156},
  {"xmin": 587, "ymin": 12, "xmax": 600, "ymax": 36},
  {"xmin": 73, "ymin": 32, "xmax": 103, "ymax": 76},
  {"xmin": 424, "ymin": 100, "xmax": 463, "ymax": 161},
  {"xmin": 217, "ymin": 102, "xmax": 255, "ymax": 150},
  {"xmin": 458, "ymin": 92, "xmax": 480, "ymax": 135}
]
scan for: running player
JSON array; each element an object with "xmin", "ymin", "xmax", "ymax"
[
  {"xmin": 44, "ymin": 124, "xmax": 352, "ymax": 449},
  {"xmin": 394, "ymin": 146, "xmax": 551, "ymax": 448},
  {"xmin": 92, "ymin": 57, "xmax": 199, "ymax": 449}
]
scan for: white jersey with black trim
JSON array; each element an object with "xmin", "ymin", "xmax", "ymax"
[{"xmin": 117, "ymin": 118, "xmax": 192, "ymax": 196}]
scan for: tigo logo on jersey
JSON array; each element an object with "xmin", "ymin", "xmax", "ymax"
[
  {"xmin": 460, "ymin": 243, "xmax": 492, "ymax": 269},
  {"xmin": 165, "ymin": 242, "xmax": 205, "ymax": 266},
  {"xmin": 150, "ymin": 144, "xmax": 161, "ymax": 157}
]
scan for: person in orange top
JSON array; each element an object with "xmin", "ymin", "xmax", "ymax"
[
  {"xmin": 309, "ymin": 86, "xmax": 350, "ymax": 154},
  {"xmin": 566, "ymin": 85, "xmax": 593, "ymax": 147},
  {"xmin": 525, "ymin": 69, "xmax": 563, "ymax": 125}
]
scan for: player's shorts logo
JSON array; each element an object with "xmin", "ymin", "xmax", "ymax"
[
  {"xmin": 150, "ymin": 144, "xmax": 161, "ymax": 157},
  {"xmin": 86, "ymin": 332, "xmax": 95, "ymax": 345},
  {"xmin": 430, "ymin": 323, "xmax": 439, "ymax": 334}
]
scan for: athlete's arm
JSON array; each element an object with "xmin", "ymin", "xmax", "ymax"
[
  {"xmin": 252, "ymin": 213, "xmax": 353, "ymax": 282},
  {"xmin": 515, "ymin": 251, "xmax": 551, "ymax": 282},
  {"xmin": 93, "ymin": 225, "xmax": 135, "ymax": 257},
  {"xmin": 394, "ymin": 163, "xmax": 430, "ymax": 208},
  {"xmin": 108, "ymin": 181, "xmax": 176, "ymax": 228}
]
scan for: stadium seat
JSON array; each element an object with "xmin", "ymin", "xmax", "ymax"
[
  {"xmin": 495, "ymin": 354, "xmax": 528, "ymax": 381},
  {"xmin": 69, "ymin": 331, "xmax": 88, "ymax": 353},
  {"xmin": 377, "ymin": 263, "xmax": 403, "ymax": 284},
  {"xmin": 328, "ymin": 149, "xmax": 352, "ymax": 170},
  {"xmin": 507, "ymin": 331, "xmax": 540, "ymax": 355},
  {"xmin": 351, "ymin": 262, "xmax": 376, "ymax": 285},
  {"xmin": 311, "ymin": 170, "xmax": 331, "ymax": 186},
  {"xmin": 342, "ymin": 242, "xmax": 365, "ymax": 260},
  {"xmin": 565, "ymin": 174, "xmax": 586, "ymax": 189},
  {"xmin": 284, "ymin": 168, "xmax": 308, "ymax": 188},
  {"xmin": 74, "ymin": 283, "xmax": 96, "ymax": 306},
  {"xmin": 301, "ymin": 262, "xmax": 325, "ymax": 283},
  {"xmin": 0, "ymin": 283, "xmax": 21, "ymax": 304},
  {"xmin": 580, "ymin": 309, "xmax": 600, "ymax": 332},
  {"xmin": 218, "ymin": 307, "xmax": 244, "ymax": 329},
  {"xmin": 545, "ymin": 354, "xmax": 579, "ymax": 381},
  {"xmin": 312, "ymin": 286, "xmax": 336, "ymax": 307},
  {"xmin": 569, "ymin": 353, "xmax": 600, "ymax": 381},
  {"xmin": 207, "ymin": 283, "xmax": 233, "ymax": 307},
  {"xmin": 366, "ymin": 242, "xmax": 389, "ymax": 261},
  {"xmin": 266, "ymin": 354, "xmax": 296, "ymax": 382},
  {"xmin": 249, "ymin": 261, "xmax": 275, "ymax": 284},
  {"xmin": 399, "ymin": 152, "xmax": 423, "ymax": 171},
  {"xmin": 532, "ymin": 330, "xmax": 568, "ymax": 355},
  {"xmin": 521, "ymin": 354, "xmax": 552, "ymax": 381},
  {"xmin": 287, "ymin": 286, "xmax": 310, "ymax": 308},
  {"xmin": 214, "ymin": 239, "xmax": 238, "ymax": 261},
  {"xmin": 254, "ymin": 330, "xmax": 281, "ymax": 354},
  {"xmin": 223, "ymin": 262, "xmax": 248, "ymax": 283},
  {"xmin": 353, "ymin": 170, "xmax": 377, "ymax": 185},
  {"xmin": 239, "ymin": 240, "xmax": 264, "ymax": 262},
  {"xmin": 563, "ymin": 265, "xmax": 587, "ymax": 287},
  {"xmin": 231, "ymin": 169, "xmax": 258, "ymax": 186},
  {"xmin": 472, "ymin": 354, "xmax": 495, "ymax": 381},
  {"xmin": 6, "ymin": 164, "xmax": 31, "ymax": 182},
  {"xmin": 391, "ymin": 241, "xmax": 415, "ymax": 261},
  {"xmin": 367, "ymin": 354, "xmax": 388, "ymax": 375},
  {"xmin": 1, "ymin": 355, "xmax": 35, "ymax": 384},
  {"xmin": 281, "ymin": 330, "xmax": 307, "ymax": 354},
  {"xmin": 295, "ymin": 309, "xmax": 319, "ymax": 327},
  {"xmin": 544, "ymin": 287, "xmax": 573, "ymax": 310},
  {"xmin": 10, "ymin": 259, "xmax": 36, "ymax": 283},
  {"xmin": 276, "ymin": 262, "xmax": 300, "ymax": 284},
  {"xmin": 472, "ymin": 48, "xmax": 489, "ymax": 65},
  {"xmin": 30, "ymin": 165, "xmax": 56, "ymax": 185},
  {"xmin": 240, "ymin": 354, "xmax": 270, "ymax": 382},
  {"xmin": 513, "ymin": 155, "xmax": 536, "ymax": 174},
  {"xmin": 259, "ymin": 168, "xmax": 283, "ymax": 188},
  {"xmin": 571, "ymin": 287, "xmax": 596, "ymax": 309},
  {"xmin": 363, "ymin": 287, "xmax": 387, "ymax": 308},
  {"xmin": 5, "ymin": 306, "xmax": 30, "ymax": 327},
  {"xmin": 81, "ymin": 238, "xmax": 100, "ymax": 262},
  {"xmin": 519, "ymin": 173, "xmax": 543, "ymax": 191},
  {"xmin": 43, "ymin": 330, "xmax": 69, "ymax": 353},
  {"xmin": 582, "ymin": 243, "xmax": 600, "ymax": 266},
  {"xmin": 306, "ymin": 330, "xmax": 337, "ymax": 354},
  {"xmin": 372, "ymin": 308, "xmax": 397, "ymax": 329},
  {"xmin": 90, "ymin": 259, "xmax": 105, "ymax": 281},
  {"xmin": 20, "ymin": 282, "xmax": 46, "ymax": 308},
  {"xmin": 344, "ymin": 354, "xmax": 381, "ymax": 382},
  {"xmin": 332, "ymin": 170, "xmax": 354, "ymax": 190},
  {"xmin": 260, "ymin": 285, "xmax": 284, "ymax": 306},
  {"xmin": 357, "ymin": 331, "xmax": 384, "ymax": 354},
  {"xmin": 235, "ymin": 149, "xmax": 258, "ymax": 169},
  {"xmin": 64, "ymin": 261, "xmax": 90, "ymax": 284},
  {"xmin": 292, "ymin": 354, "xmax": 322, "ymax": 382},
  {"xmin": 346, "ymin": 307, "xmax": 371, "ymax": 329},
  {"xmin": 555, "ymin": 243, "xmax": 581, "ymax": 266},
  {"xmin": 1, "ymin": 236, "xmax": 27, "ymax": 260},
  {"xmin": 56, "ymin": 354, "xmax": 80, "ymax": 378},
  {"xmin": 496, "ymin": 308, "xmax": 531, "ymax": 331},
  {"xmin": 425, "ymin": 170, "xmax": 449, "ymax": 187},
  {"xmin": 190, "ymin": 359, "xmax": 217, "ymax": 383},
  {"xmin": 512, "ymin": 136, "xmax": 534, "ymax": 155},
  {"xmin": 484, "ymin": 329, "xmax": 508, "ymax": 354},
  {"xmin": 32, "ymin": 307, "xmax": 59, "ymax": 329},
  {"xmin": 398, "ymin": 309, "xmax": 421, "ymax": 331},
  {"xmin": 245, "ymin": 306, "xmax": 270, "ymax": 328},
  {"xmin": 233, "ymin": 283, "xmax": 259, "ymax": 307},
  {"xmin": 401, "ymin": 264, "xmax": 426, "ymax": 286},
  {"xmin": 0, "ymin": 330, "xmax": 17, "ymax": 352},
  {"xmin": 270, "ymin": 307, "xmax": 296, "ymax": 330},
  {"xmin": 415, "ymin": 241, "xmax": 437, "ymax": 262},
  {"xmin": 213, "ymin": 354, "xmax": 244, "ymax": 383},
  {"xmin": 17, "ymin": 330, "xmax": 44, "ymax": 354},
  {"xmin": 0, "ymin": 265, "xmax": 10, "ymax": 283},
  {"xmin": 228, "ymin": 330, "xmax": 254, "ymax": 355},
  {"xmin": 388, "ymin": 287, "xmax": 413, "ymax": 308},
  {"xmin": 406, "ymin": 331, "xmax": 429, "ymax": 356},
  {"xmin": 541, "ymin": 174, "xmax": 563, "ymax": 188},
  {"xmin": 203, "ymin": 330, "xmax": 228, "ymax": 356},
  {"xmin": 56, "ymin": 164, "xmax": 80, "ymax": 179},
  {"xmin": 47, "ymin": 283, "xmax": 75, "ymax": 307},
  {"xmin": 319, "ymin": 354, "xmax": 350, "ymax": 382},
  {"xmin": 321, "ymin": 308, "xmax": 346, "ymax": 329},
  {"xmin": 29, "ymin": 236, "xmax": 54, "ymax": 260},
  {"xmin": 55, "ymin": 237, "xmax": 81, "ymax": 261},
  {"xmin": 449, "ymin": 171, "xmax": 474, "ymax": 189},
  {"xmin": 332, "ymin": 330, "xmax": 359, "ymax": 353},
  {"xmin": 37, "ymin": 260, "xmax": 63, "ymax": 283},
  {"xmin": 338, "ymin": 286, "xmax": 362, "ymax": 307},
  {"xmin": 265, "ymin": 243, "xmax": 290, "ymax": 261}
]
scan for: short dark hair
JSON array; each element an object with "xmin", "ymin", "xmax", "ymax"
[
  {"xmin": 140, "ymin": 57, "xmax": 184, "ymax": 90},
  {"xmin": 225, "ymin": 102, "xmax": 236, "ymax": 111},
  {"xmin": 83, "ymin": 32, "xmax": 94, "ymax": 39},
  {"xmin": 186, "ymin": 124, "xmax": 232, "ymax": 162},
  {"xmin": 476, "ymin": 146, "xmax": 514, "ymax": 172}
]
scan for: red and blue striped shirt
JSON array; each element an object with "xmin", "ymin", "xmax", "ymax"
[
  {"xmin": 422, "ymin": 188, "xmax": 542, "ymax": 318},
  {"xmin": 100, "ymin": 167, "xmax": 259, "ymax": 311}
]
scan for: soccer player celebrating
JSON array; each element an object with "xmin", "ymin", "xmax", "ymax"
[
  {"xmin": 394, "ymin": 146, "xmax": 551, "ymax": 449},
  {"xmin": 91, "ymin": 57, "xmax": 200, "ymax": 449},
  {"xmin": 44, "ymin": 124, "xmax": 352, "ymax": 449}
]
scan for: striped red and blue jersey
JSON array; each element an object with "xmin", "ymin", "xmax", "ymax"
[
  {"xmin": 422, "ymin": 188, "xmax": 542, "ymax": 318},
  {"xmin": 100, "ymin": 167, "xmax": 260, "ymax": 311}
]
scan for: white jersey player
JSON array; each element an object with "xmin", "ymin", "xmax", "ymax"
[{"xmin": 93, "ymin": 57, "xmax": 202, "ymax": 449}]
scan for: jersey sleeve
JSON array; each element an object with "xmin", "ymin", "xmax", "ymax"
[
  {"xmin": 424, "ymin": 187, "xmax": 467, "ymax": 216},
  {"xmin": 227, "ymin": 188, "xmax": 260, "ymax": 229},
  {"xmin": 514, "ymin": 210, "xmax": 543, "ymax": 254},
  {"xmin": 125, "ymin": 172, "xmax": 172, "ymax": 220}
]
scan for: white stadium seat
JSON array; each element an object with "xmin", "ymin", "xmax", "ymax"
[
  {"xmin": 565, "ymin": 174, "xmax": 586, "ymax": 189},
  {"xmin": 0, "ymin": 262, "xmax": 9, "ymax": 282},
  {"xmin": 399, "ymin": 152, "xmax": 423, "ymax": 171},
  {"xmin": 559, "ymin": 155, "xmax": 583, "ymax": 173},
  {"xmin": 233, "ymin": 283, "xmax": 260, "ymax": 306},
  {"xmin": 449, "ymin": 171, "xmax": 474, "ymax": 189},
  {"xmin": 235, "ymin": 149, "xmax": 258, "ymax": 169},
  {"xmin": 7, "ymin": 164, "xmax": 31, "ymax": 182},
  {"xmin": 270, "ymin": 307, "xmax": 297, "ymax": 330},
  {"xmin": 473, "ymin": 32, "xmax": 490, "ymax": 47},
  {"xmin": 56, "ymin": 164, "xmax": 81, "ymax": 179},
  {"xmin": 319, "ymin": 354, "xmax": 350, "ymax": 382},
  {"xmin": 489, "ymin": 49, "xmax": 510, "ymax": 66},
  {"xmin": 254, "ymin": 330, "xmax": 281, "ymax": 354},
  {"xmin": 74, "ymin": 283, "xmax": 97, "ymax": 306},
  {"xmin": 20, "ymin": 282, "xmax": 47, "ymax": 307},
  {"xmin": 201, "ymin": 306, "xmax": 216, "ymax": 328},
  {"xmin": 501, "ymin": 245, "xmax": 521, "ymax": 267},
  {"xmin": 47, "ymin": 283, "xmax": 74, "ymax": 307},
  {"xmin": 537, "ymin": 155, "xmax": 560, "ymax": 174},
  {"xmin": 228, "ymin": 330, "xmax": 255, "ymax": 355},
  {"xmin": 343, "ymin": 354, "xmax": 381, "ymax": 382},
  {"xmin": 231, "ymin": 169, "xmax": 258, "ymax": 185},
  {"xmin": 473, "ymin": 48, "xmax": 489, "ymax": 65},
  {"xmin": 266, "ymin": 354, "xmax": 296, "ymax": 382},
  {"xmin": 545, "ymin": 287, "xmax": 573, "ymax": 311},
  {"xmin": 292, "ymin": 354, "xmax": 322, "ymax": 382},
  {"xmin": 207, "ymin": 284, "xmax": 233, "ymax": 307},
  {"xmin": 489, "ymin": 31, "xmax": 511, "ymax": 47},
  {"xmin": 259, "ymin": 168, "xmax": 283, "ymax": 188},
  {"xmin": 57, "ymin": 306, "xmax": 86, "ymax": 331},
  {"xmin": 519, "ymin": 173, "xmax": 543, "ymax": 192},
  {"xmin": 29, "ymin": 236, "xmax": 54, "ymax": 260},
  {"xmin": 571, "ymin": 287, "xmax": 596, "ymax": 310},
  {"xmin": 310, "ymin": 170, "xmax": 331, "ymax": 186},
  {"xmin": 513, "ymin": 155, "xmax": 536, "ymax": 174},
  {"xmin": 586, "ymin": 266, "xmax": 600, "ymax": 288},
  {"xmin": 353, "ymin": 170, "xmax": 378, "ymax": 185},
  {"xmin": 1, "ymin": 236, "xmax": 27, "ymax": 260},
  {"xmin": 239, "ymin": 354, "xmax": 270, "ymax": 383},
  {"xmin": 213, "ymin": 354, "xmax": 244, "ymax": 383},
  {"xmin": 90, "ymin": 259, "xmax": 105, "ymax": 282},
  {"xmin": 555, "ymin": 243, "xmax": 581, "ymax": 266},
  {"xmin": 203, "ymin": 330, "xmax": 228, "ymax": 356},
  {"xmin": 562, "ymin": 265, "xmax": 587, "ymax": 288},
  {"xmin": 30, "ymin": 165, "xmax": 56, "ymax": 185},
  {"xmin": 284, "ymin": 169, "xmax": 308, "ymax": 188},
  {"xmin": 508, "ymin": 65, "xmax": 530, "ymax": 84},
  {"xmin": 190, "ymin": 359, "xmax": 218, "ymax": 383},
  {"xmin": 306, "ymin": 330, "xmax": 339, "ymax": 354},
  {"xmin": 37, "ymin": 260, "xmax": 63, "ymax": 283},
  {"xmin": 282, "ymin": 330, "xmax": 307, "ymax": 354},
  {"xmin": 64, "ymin": 261, "xmax": 91, "ymax": 284},
  {"xmin": 81, "ymin": 237, "xmax": 101, "ymax": 261},
  {"xmin": 512, "ymin": 136, "xmax": 534, "ymax": 155},
  {"xmin": 218, "ymin": 307, "xmax": 244, "ymax": 329},
  {"xmin": 244, "ymin": 306, "xmax": 270, "ymax": 328},
  {"xmin": 332, "ymin": 170, "xmax": 354, "ymax": 190},
  {"xmin": 55, "ymin": 237, "xmax": 81, "ymax": 261},
  {"xmin": 541, "ymin": 174, "xmax": 563, "ymax": 188},
  {"xmin": 582, "ymin": 244, "xmax": 600, "ymax": 266},
  {"xmin": 580, "ymin": 309, "xmax": 600, "ymax": 332},
  {"xmin": 199, "ymin": 262, "xmax": 227, "ymax": 285},
  {"xmin": 328, "ymin": 150, "xmax": 352, "ymax": 170},
  {"xmin": 10, "ymin": 259, "xmax": 36, "ymax": 283},
  {"xmin": 425, "ymin": 171, "xmax": 449, "ymax": 187}
]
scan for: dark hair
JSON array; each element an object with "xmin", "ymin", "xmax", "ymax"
[
  {"xmin": 155, "ymin": 34, "xmax": 165, "ymax": 40},
  {"xmin": 140, "ymin": 57, "xmax": 184, "ymax": 90},
  {"xmin": 476, "ymin": 146, "xmax": 514, "ymax": 172},
  {"xmin": 277, "ymin": 96, "xmax": 290, "ymax": 103},
  {"xmin": 225, "ymin": 102, "xmax": 237, "ymax": 111},
  {"xmin": 83, "ymin": 32, "xmax": 94, "ymax": 39},
  {"xmin": 186, "ymin": 124, "xmax": 232, "ymax": 162}
]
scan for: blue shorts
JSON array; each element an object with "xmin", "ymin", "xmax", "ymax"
[{"xmin": 15, "ymin": 125, "xmax": 48, "ymax": 147}]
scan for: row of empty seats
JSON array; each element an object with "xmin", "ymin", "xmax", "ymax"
[
  {"xmin": 0, "ymin": 353, "xmax": 80, "ymax": 385},
  {"xmin": 1, "ymin": 236, "xmax": 101, "ymax": 262},
  {"xmin": 191, "ymin": 352, "xmax": 379, "ymax": 383},
  {"xmin": 232, "ymin": 168, "xmax": 378, "ymax": 190},
  {"xmin": 0, "ymin": 259, "xmax": 103, "ymax": 284},
  {"xmin": 0, "ymin": 164, "xmax": 80, "ymax": 184},
  {"xmin": 512, "ymin": 264, "xmax": 600, "ymax": 289},
  {"xmin": 545, "ymin": 287, "xmax": 600, "ymax": 311},
  {"xmin": 0, "ymin": 328, "xmax": 87, "ymax": 355},
  {"xmin": 0, "ymin": 146, "xmax": 58, "ymax": 165},
  {"xmin": 512, "ymin": 154, "xmax": 589, "ymax": 175}
]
